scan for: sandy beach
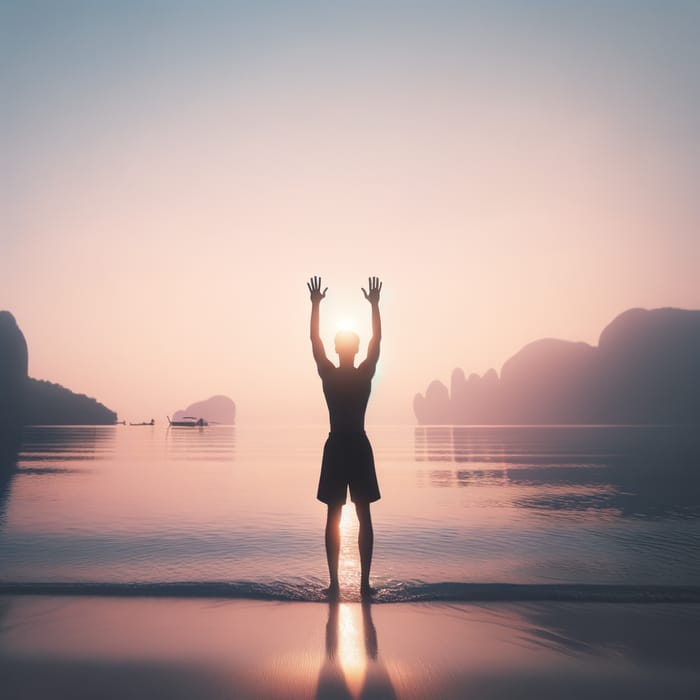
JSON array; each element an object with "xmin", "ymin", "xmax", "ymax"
[{"xmin": 1, "ymin": 595, "xmax": 699, "ymax": 699}]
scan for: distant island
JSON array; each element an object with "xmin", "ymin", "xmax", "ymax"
[
  {"xmin": 0, "ymin": 310, "xmax": 117, "ymax": 428},
  {"xmin": 414, "ymin": 307, "xmax": 700, "ymax": 425},
  {"xmin": 172, "ymin": 395, "xmax": 236, "ymax": 425}
]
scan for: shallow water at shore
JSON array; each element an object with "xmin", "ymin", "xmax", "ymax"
[{"xmin": 1, "ymin": 425, "xmax": 699, "ymax": 595}]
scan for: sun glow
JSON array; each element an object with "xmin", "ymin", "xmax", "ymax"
[
  {"xmin": 339, "ymin": 503, "xmax": 354, "ymax": 530},
  {"xmin": 336, "ymin": 318, "xmax": 356, "ymax": 333}
]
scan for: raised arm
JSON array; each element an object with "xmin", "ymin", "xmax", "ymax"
[
  {"xmin": 360, "ymin": 276, "xmax": 382, "ymax": 374},
  {"xmin": 307, "ymin": 276, "xmax": 333, "ymax": 375}
]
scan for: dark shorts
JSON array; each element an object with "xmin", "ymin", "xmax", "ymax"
[{"xmin": 316, "ymin": 432, "xmax": 381, "ymax": 505}]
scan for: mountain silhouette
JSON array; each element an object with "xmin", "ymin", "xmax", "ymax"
[
  {"xmin": 23, "ymin": 378, "xmax": 117, "ymax": 425},
  {"xmin": 172, "ymin": 395, "xmax": 236, "ymax": 424},
  {"xmin": 0, "ymin": 311, "xmax": 28, "ymax": 436},
  {"xmin": 0, "ymin": 310, "xmax": 117, "ymax": 427},
  {"xmin": 415, "ymin": 308, "xmax": 700, "ymax": 425}
]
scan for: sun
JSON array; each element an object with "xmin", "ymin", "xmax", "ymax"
[{"xmin": 336, "ymin": 318, "xmax": 356, "ymax": 333}]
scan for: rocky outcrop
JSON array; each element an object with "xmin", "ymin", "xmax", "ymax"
[
  {"xmin": 1, "ymin": 311, "xmax": 117, "ymax": 427},
  {"xmin": 413, "ymin": 380, "xmax": 450, "ymax": 425},
  {"xmin": 173, "ymin": 395, "xmax": 236, "ymax": 424},
  {"xmin": 24, "ymin": 378, "xmax": 117, "ymax": 425},
  {"xmin": 595, "ymin": 308, "xmax": 700, "ymax": 424},
  {"xmin": 0, "ymin": 311, "xmax": 28, "ymax": 434},
  {"xmin": 498, "ymin": 338, "xmax": 599, "ymax": 423},
  {"xmin": 415, "ymin": 307, "xmax": 700, "ymax": 425}
]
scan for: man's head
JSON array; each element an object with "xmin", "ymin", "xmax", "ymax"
[{"xmin": 335, "ymin": 330, "xmax": 360, "ymax": 363}]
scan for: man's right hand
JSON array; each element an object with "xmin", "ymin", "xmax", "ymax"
[
  {"xmin": 361, "ymin": 276, "xmax": 382, "ymax": 305},
  {"xmin": 307, "ymin": 276, "xmax": 328, "ymax": 303}
]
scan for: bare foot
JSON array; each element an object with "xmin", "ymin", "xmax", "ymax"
[
  {"xmin": 360, "ymin": 584, "xmax": 375, "ymax": 599},
  {"xmin": 324, "ymin": 583, "xmax": 340, "ymax": 601}
]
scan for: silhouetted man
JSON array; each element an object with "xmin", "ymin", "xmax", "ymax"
[{"xmin": 308, "ymin": 276, "xmax": 382, "ymax": 598}]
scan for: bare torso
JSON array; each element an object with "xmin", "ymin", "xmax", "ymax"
[{"xmin": 321, "ymin": 366, "xmax": 372, "ymax": 433}]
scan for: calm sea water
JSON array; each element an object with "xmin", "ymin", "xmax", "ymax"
[{"xmin": 1, "ymin": 425, "xmax": 699, "ymax": 601}]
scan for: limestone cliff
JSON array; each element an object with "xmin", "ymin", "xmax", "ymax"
[
  {"xmin": 1, "ymin": 311, "xmax": 117, "ymax": 427},
  {"xmin": 415, "ymin": 308, "xmax": 700, "ymax": 425},
  {"xmin": 0, "ymin": 311, "xmax": 28, "ymax": 433}
]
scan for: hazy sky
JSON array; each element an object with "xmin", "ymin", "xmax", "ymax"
[{"xmin": 2, "ymin": 1, "xmax": 699, "ymax": 424}]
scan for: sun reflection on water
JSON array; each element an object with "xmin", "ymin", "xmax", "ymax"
[
  {"xmin": 338, "ymin": 604, "xmax": 367, "ymax": 696},
  {"xmin": 339, "ymin": 503, "xmax": 360, "ymax": 590}
]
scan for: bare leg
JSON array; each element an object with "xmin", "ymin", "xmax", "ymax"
[
  {"xmin": 355, "ymin": 502, "xmax": 374, "ymax": 597},
  {"xmin": 325, "ymin": 503, "xmax": 342, "ymax": 597}
]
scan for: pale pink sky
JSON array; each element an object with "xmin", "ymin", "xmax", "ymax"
[{"xmin": 2, "ymin": 2, "xmax": 699, "ymax": 424}]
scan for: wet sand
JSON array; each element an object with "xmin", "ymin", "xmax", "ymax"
[{"xmin": 1, "ymin": 596, "xmax": 699, "ymax": 699}]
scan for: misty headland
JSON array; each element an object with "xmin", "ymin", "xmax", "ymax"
[
  {"xmin": 1, "ymin": 311, "xmax": 116, "ymax": 430},
  {"xmin": 415, "ymin": 307, "xmax": 700, "ymax": 425},
  {"xmin": 1, "ymin": 311, "xmax": 238, "ymax": 431}
]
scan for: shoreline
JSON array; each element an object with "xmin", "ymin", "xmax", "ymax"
[{"xmin": 1, "ymin": 580, "xmax": 700, "ymax": 603}]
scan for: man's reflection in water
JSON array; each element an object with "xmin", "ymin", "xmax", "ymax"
[{"xmin": 316, "ymin": 602, "xmax": 396, "ymax": 700}]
